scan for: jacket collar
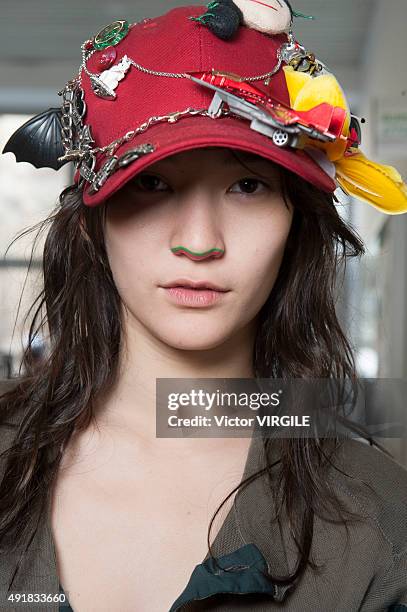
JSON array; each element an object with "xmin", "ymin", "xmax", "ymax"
[{"xmin": 7, "ymin": 432, "xmax": 297, "ymax": 611}]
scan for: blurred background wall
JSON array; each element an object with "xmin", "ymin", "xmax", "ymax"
[{"xmin": 0, "ymin": 0, "xmax": 406, "ymax": 464}]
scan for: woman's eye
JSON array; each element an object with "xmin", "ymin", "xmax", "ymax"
[
  {"xmin": 131, "ymin": 174, "xmax": 271, "ymax": 196},
  {"xmin": 229, "ymin": 178, "xmax": 270, "ymax": 196},
  {"xmin": 132, "ymin": 174, "xmax": 169, "ymax": 192}
]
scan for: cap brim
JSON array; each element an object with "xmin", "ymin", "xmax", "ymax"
[{"xmin": 81, "ymin": 114, "xmax": 337, "ymax": 207}]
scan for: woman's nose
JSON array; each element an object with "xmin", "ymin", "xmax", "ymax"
[{"xmin": 170, "ymin": 193, "xmax": 226, "ymax": 261}]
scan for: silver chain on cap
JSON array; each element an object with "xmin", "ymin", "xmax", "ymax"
[
  {"xmin": 78, "ymin": 17, "xmax": 285, "ymax": 85},
  {"xmin": 58, "ymin": 20, "xmax": 319, "ymax": 194}
]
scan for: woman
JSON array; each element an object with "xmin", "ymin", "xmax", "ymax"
[{"xmin": 1, "ymin": 3, "xmax": 407, "ymax": 611}]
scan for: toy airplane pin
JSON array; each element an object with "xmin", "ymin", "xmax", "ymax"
[{"xmin": 187, "ymin": 71, "xmax": 347, "ymax": 150}]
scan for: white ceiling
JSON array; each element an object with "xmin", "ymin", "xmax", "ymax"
[{"xmin": 1, "ymin": 0, "xmax": 376, "ymax": 70}]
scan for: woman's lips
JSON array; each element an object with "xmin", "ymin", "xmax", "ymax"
[{"xmin": 162, "ymin": 286, "xmax": 228, "ymax": 307}]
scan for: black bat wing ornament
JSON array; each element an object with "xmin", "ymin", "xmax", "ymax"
[{"xmin": 2, "ymin": 108, "xmax": 68, "ymax": 171}]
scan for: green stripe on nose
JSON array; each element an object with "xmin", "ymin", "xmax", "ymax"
[{"xmin": 171, "ymin": 246, "xmax": 225, "ymax": 259}]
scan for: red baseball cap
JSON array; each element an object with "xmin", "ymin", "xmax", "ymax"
[
  {"xmin": 4, "ymin": 3, "xmax": 406, "ymax": 214},
  {"xmin": 73, "ymin": 4, "xmax": 338, "ymax": 207}
]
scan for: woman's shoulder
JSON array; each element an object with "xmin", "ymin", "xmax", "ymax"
[
  {"xmin": 331, "ymin": 436, "xmax": 407, "ymax": 494},
  {"xmin": 327, "ymin": 436, "xmax": 407, "ymax": 551},
  {"xmin": 321, "ymin": 438, "xmax": 407, "ymax": 608}
]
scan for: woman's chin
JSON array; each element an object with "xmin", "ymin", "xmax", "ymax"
[{"xmin": 155, "ymin": 325, "xmax": 233, "ymax": 352}]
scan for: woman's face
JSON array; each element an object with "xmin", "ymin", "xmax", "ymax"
[{"xmin": 103, "ymin": 147, "xmax": 294, "ymax": 351}]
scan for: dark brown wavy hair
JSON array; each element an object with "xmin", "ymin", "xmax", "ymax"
[{"xmin": 0, "ymin": 150, "xmax": 392, "ymax": 594}]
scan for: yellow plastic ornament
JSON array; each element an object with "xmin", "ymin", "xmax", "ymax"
[
  {"xmin": 283, "ymin": 65, "xmax": 350, "ymax": 161},
  {"xmin": 335, "ymin": 149, "xmax": 407, "ymax": 214}
]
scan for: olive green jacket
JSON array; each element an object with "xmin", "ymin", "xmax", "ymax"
[{"xmin": 0, "ymin": 380, "xmax": 406, "ymax": 611}]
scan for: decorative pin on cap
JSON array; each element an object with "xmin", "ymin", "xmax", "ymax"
[
  {"xmin": 90, "ymin": 55, "xmax": 132, "ymax": 100},
  {"xmin": 189, "ymin": 0, "xmax": 314, "ymax": 40},
  {"xmin": 93, "ymin": 20, "xmax": 130, "ymax": 50}
]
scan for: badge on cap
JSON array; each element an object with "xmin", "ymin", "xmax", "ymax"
[
  {"xmin": 93, "ymin": 20, "xmax": 130, "ymax": 50},
  {"xmin": 90, "ymin": 55, "xmax": 132, "ymax": 100}
]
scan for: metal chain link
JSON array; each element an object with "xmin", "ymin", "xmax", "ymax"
[
  {"xmin": 77, "ymin": 19, "xmax": 285, "ymax": 85},
  {"xmin": 127, "ymin": 58, "xmax": 189, "ymax": 80},
  {"xmin": 95, "ymin": 106, "xmax": 232, "ymax": 158},
  {"xmin": 68, "ymin": 21, "xmax": 284, "ymax": 160},
  {"xmin": 58, "ymin": 79, "xmax": 81, "ymax": 151},
  {"xmin": 125, "ymin": 56, "xmax": 283, "ymax": 83},
  {"xmin": 79, "ymin": 42, "xmax": 97, "ymax": 87},
  {"xmin": 58, "ymin": 21, "xmax": 296, "ymax": 186}
]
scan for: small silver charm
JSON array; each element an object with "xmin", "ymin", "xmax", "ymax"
[
  {"xmin": 79, "ymin": 154, "xmax": 97, "ymax": 184},
  {"xmin": 280, "ymin": 32, "xmax": 324, "ymax": 76},
  {"xmin": 90, "ymin": 75, "xmax": 116, "ymax": 100},
  {"xmin": 88, "ymin": 156, "xmax": 119, "ymax": 193},
  {"xmin": 58, "ymin": 124, "xmax": 95, "ymax": 163},
  {"xmin": 117, "ymin": 144, "xmax": 156, "ymax": 167},
  {"xmin": 86, "ymin": 143, "xmax": 156, "ymax": 193},
  {"xmin": 280, "ymin": 41, "xmax": 307, "ymax": 65},
  {"xmin": 78, "ymin": 124, "xmax": 95, "ymax": 151},
  {"xmin": 71, "ymin": 86, "xmax": 87, "ymax": 126},
  {"xmin": 90, "ymin": 55, "xmax": 132, "ymax": 100}
]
